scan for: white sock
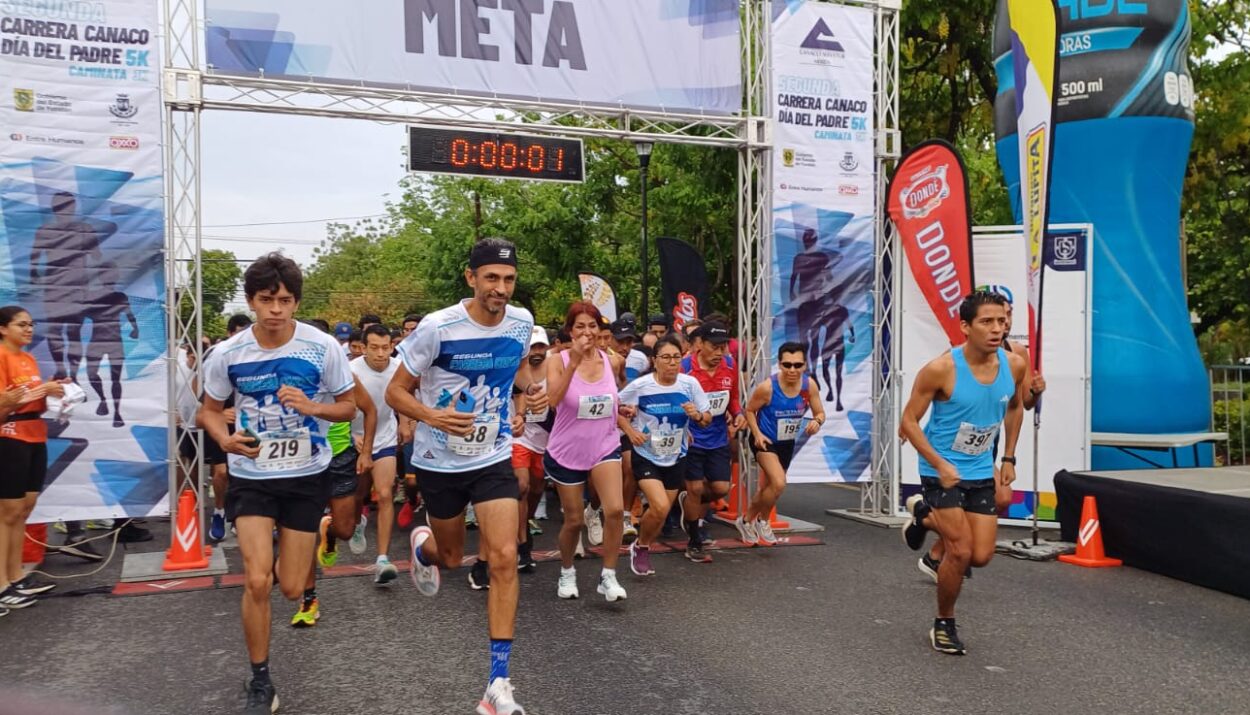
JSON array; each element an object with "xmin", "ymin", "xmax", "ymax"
[
  {"xmin": 601, "ymin": 567, "xmax": 614, "ymax": 578},
  {"xmin": 213, "ymin": 508, "xmax": 224, "ymax": 517},
  {"xmin": 376, "ymin": 554, "xmax": 388, "ymax": 563},
  {"xmin": 561, "ymin": 566, "xmax": 576, "ymax": 577}
]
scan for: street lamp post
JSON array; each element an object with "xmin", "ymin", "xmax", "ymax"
[{"xmin": 636, "ymin": 141, "xmax": 653, "ymax": 321}]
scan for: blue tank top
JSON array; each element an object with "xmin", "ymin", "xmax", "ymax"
[
  {"xmin": 919, "ymin": 347, "xmax": 1014, "ymax": 482},
  {"xmin": 759, "ymin": 374, "xmax": 809, "ymax": 442}
]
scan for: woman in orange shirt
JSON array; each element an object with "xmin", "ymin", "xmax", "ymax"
[{"xmin": 0, "ymin": 305, "xmax": 64, "ymax": 614}]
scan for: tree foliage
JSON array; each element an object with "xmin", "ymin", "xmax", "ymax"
[{"xmin": 180, "ymin": 248, "xmax": 241, "ymax": 339}]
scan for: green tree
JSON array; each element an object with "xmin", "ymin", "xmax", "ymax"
[{"xmin": 179, "ymin": 248, "xmax": 242, "ymax": 339}]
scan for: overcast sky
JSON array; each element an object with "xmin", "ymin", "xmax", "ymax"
[{"xmin": 199, "ymin": 111, "xmax": 407, "ymax": 312}]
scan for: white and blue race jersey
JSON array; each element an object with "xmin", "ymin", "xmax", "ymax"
[
  {"xmin": 203, "ymin": 322, "xmax": 354, "ymax": 480},
  {"xmin": 399, "ymin": 300, "xmax": 533, "ymax": 473},
  {"xmin": 624, "ymin": 348, "xmax": 649, "ymax": 382},
  {"xmin": 619, "ymin": 373, "xmax": 709, "ymax": 467}
]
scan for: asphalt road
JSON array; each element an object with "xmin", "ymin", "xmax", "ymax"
[{"xmin": 2, "ymin": 484, "xmax": 1249, "ymax": 715}]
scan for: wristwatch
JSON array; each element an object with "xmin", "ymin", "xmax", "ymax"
[{"xmin": 1001, "ymin": 456, "xmax": 1017, "ymax": 465}]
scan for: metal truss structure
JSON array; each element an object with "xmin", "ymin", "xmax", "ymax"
[{"xmin": 160, "ymin": 0, "xmax": 902, "ymax": 544}]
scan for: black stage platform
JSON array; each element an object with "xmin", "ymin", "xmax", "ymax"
[{"xmin": 1056, "ymin": 467, "xmax": 1250, "ymax": 599}]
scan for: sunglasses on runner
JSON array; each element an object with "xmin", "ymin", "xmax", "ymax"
[{"xmin": 779, "ymin": 361, "xmax": 805, "ymax": 370}]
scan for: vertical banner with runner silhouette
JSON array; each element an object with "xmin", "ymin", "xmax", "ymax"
[
  {"xmin": 770, "ymin": 0, "xmax": 875, "ymax": 483},
  {"xmin": 0, "ymin": 0, "xmax": 168, "ymax": 522}
]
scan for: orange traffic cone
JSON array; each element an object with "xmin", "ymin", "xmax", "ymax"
[
  {"xmin": 717, "ymin": 462, "xmax": 743, "ymax": 520},
  {"xmin": 22, "ymin": 523, "xmax": 47, "ymax": 566},
  {"xmin": 1058, "ymin": 495, "xmax": 1121, "ymax": 567},
  {"xmin": 767, "ymin": 505, "xmax": 790, "ymax": 531},
  {"xmin": 163, "ymin": 489, "xmax": 211, "ymax": 571}
]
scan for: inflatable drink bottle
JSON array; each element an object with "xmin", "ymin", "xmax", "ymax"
[{"xmin": 994, "ymin": 0, "xmax": 1207, "ymax": 468}]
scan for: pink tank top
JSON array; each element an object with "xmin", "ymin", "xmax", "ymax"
[{"xmin": 546, "ymin": 350, "xmax": 620, "ymax": 470}]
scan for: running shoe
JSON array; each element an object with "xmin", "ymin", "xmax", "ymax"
[
  {"xmin": 409, "ymin": 526, "xmax": 440, "ymax": 596},
  {"xmin": 622, "ymin": 516, "xmax": 637, "ymax": 543},
  {"xmin": 316, "ymin": 516, "xmax": 338, "ymax": 568},
  {"xmin": 697, "ymin": 520, "xmax": 711, "ymax": 544},
  {"xmin": 290, "ymin": 598, "xmax": 319, "ymax": 628},
  {"xmin": 755, "ymin": 519, "xmax": 778, "ymax": 546},
  {"xmin": 116, "ymin": 521, "xmax": 153, "ymax": 543},
  {"xmin": 527, "ymin": 519, "xmax": 542, "ymax": 536},
  {"xmin": 684, "ymin": 544, "xmax": 712, "ymax": 564},
  {"xmin": 477, "ymin": 677, "xmax": 526, "ymax": 715},
  {"xmin": 901, "ymin": 494, "xmax": 930, "ymax": 551},
  {"xmin": 374, "ymin": 556, "xmax": 398, "ymax": 586},
  {"xmin": 397, "ymin": 501, "xmax": 414, "ymax": 530},
  {"xmin": 466, "ymin": 503, "xmax": 478, "ymax": 530},
  {"xmin": 12, "ymin": 576, "xmax": 55, "ymax": 597},
  {"xmin": 517, "ymin": 542, "xmax": 537, "ymax": 573},
  {"xmin": 468, "ymin": 559, "xmax": 491, "ymax": 591},
  {"xmin": 918, "ymin": 553, "xmax": 941, "ymax": 583},
  {"xmin": 348, "ymin": 514, "xmax": 368, "ymax": 555},
  {"xmin": 0, "ymin": 606, "xmax": 8, "ymax": 618},
  {"xmin": 584, "ymin": 505, "xmax": 604, "ymax": 546},
  {"xmin": 534, "ymin": 493, "xmax": 548, "ymax": 520},
  {"xmin": 733, "ymin": 515, "xmax": 759, "ymax": 546},
  {"xmin": 85, "ymin": 519, "xmax": 114, "ymax": 530},
  {"xmin": 930, "ymin": 619, "xmax": 967, "ymax": 655},
  {"xmin": 52, "ymin": 521, "xmax": 67, "ymax": 534},
  {"xmin": 597, "ymin": 570, "xmax": 627, "ymax": 602},
  {"xmin": 0, "ymin": 588, "xmax": 36, "ymax": 610},
  {"xmin": 629, "ymin": 542, "xmax": 655, "ymax": 576},
  {"xmin": 557, "ymin": 568, "xmax": 579, "ymax": 599},
  {"xmin": 243, "ymin": 678, "xmax": 280, "ymax": 714},
  {"xmin": 573, "ymin": 533, "xmax": 585, "ymax": 559},
  {"xmin": 208, "ymin": 512, "xmax": 226, "ymax": 542}
]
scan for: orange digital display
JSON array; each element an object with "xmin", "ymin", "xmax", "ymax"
[{"xmin": 409, "ymin": 127, "xmax": 583, "ymax": 183}]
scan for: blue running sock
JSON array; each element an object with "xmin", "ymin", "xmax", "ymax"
[
  {"xmin": 414, "ymin": 542, "xmax": 433, "ymax": 567},
  {"xmin": 489, "ymin": 639, "xmax": 512, "ymax": 684}
]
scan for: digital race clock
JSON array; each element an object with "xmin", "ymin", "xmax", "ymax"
[{"xmin": 407, "ymin": 127, "xmax": 584, "ymax": 183}]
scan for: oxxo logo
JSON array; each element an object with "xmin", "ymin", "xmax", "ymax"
[{"xmin": 109, "ymin": 136, "xmax": 139, "ymax": 150}]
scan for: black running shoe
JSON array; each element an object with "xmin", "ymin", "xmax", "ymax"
[
  {"xmin": 517, "ymin": 543, "xmax": 536, "ymax": 573},
  {"xmin": 684, "ymin": 544, "xmax": 712, "ymax": 563},
  {"xmin": 12, "ymin": 576, "xmax": 55, "ymax": 597},
  {"xmin": 0, "ymin": 588, "xmax": 36, "ymax": 610},
  {"xmin": 117, "ymin": 521, "xmax": 154, "ymax": 543},
  {"xmin": 243, "ymin": 678, "xmax": 279, "ymax": 714},
  {"xmin": 901, "ymin": 494, "xmax": 930, "ymax": 551},
  {"xmin": 918, "ymin": 553, "xmax": 940, "ymax": 583},
  {"xmin": 468, "ymin": 559, "xmax": 491, "ymax": 591},
  {"xmin": 930, "ymin": 619, "xmax": 967, "ymax": 655}
]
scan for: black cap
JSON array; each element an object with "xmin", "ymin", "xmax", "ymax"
[
  {"xmin": 618, "ymin": 312, "xmax": 637, "ymax": 327},
  {"xmin": 468, "ymin": 237, "xmax": 518, "ymax": 269},
  {"xmin": 694, "ymin": 321, "xmax": 731, "ymax": 344},
  {"xmin": 610, "ymin": 319, "xmax": 637, "ymax": 341},
  {"xmin": 648, "ymin": 314, "xmax": 668, "ymax": 327}
]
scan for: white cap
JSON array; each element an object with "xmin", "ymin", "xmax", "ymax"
[{"xmin": 529, "ymin": 325, "xmax": 549, "ymax": 347}]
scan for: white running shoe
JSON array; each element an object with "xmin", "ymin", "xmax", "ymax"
[
  {"xmin": 584, "ymin": 505, "xmax": 603, "ymax": 546},
  {"xmin": 596, "ymin": 570, "xmax": 627, "ymax": 602},
  {"xmin": 557, "ymin": 567, "xmax": 579, "ymax": 599},
  {"xmin": 534, "ymin": 493, "xmax": 548, "ymax": 521},
  {"xmin": 734, "ymin": 515, "xmax": 759, "ymax": 546},
  {"xmin": 755, "ymin": 518, "xmax": 778, "ymax": 546},
  {"xmin": 408, "ymin": 526, "xmax": 440, "ymax": 596},
  {"xmin": 349, "ymin": 514, "xmax": 368, "ymax": 555},
  {"xmin": 622, "ymin": 515, "xmax": 638, "ymax": 543},
  {"xmin": 374, "ymin": 556, "xmax": 398, "ymax": 586},
  {"xmin": 573, "ymin": 533, "xmax": 585, "ymax": 559},
  {"xmin": 465, "ymin": 503, "xmax": 478, "ymax": 529},
  {"xmin": 477, "ymin": 677, "xmax": 526, "ymax": 715}
]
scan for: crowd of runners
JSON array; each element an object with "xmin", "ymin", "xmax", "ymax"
[{"xmin": 0, "ymin": 236, "xmax": 1042, "ymax": 715}]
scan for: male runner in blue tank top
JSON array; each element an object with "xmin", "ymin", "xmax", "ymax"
[{"xmin": 898, "ymin": 291, "xmax": 1025, "ymax": 655}]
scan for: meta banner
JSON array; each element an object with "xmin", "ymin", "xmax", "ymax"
[
  {"xmin": 205, "ymin": 0, "xmax": 741, "ymax": 114},
  {"xmin": 0, "ymin": 0, "xmax": 168, "ymax": 522},
  {"xmin": 887, "ymin": 140, "xmax": 975, "ymax": 348}
]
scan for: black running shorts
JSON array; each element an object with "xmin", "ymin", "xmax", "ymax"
[
  {"xmin": 749, "ymin": 439, "xmax": 796, "ymax": 471},
  {"xmin": 0, "ymin": 437, "xmax": 46, "ymax": 499},
  {"xmin": 920, "ymin": 477, "xmax": 997, "ymax": 516},
  {"xmin": 631, "ymin": 454, "xmax": 687, "ymax": 491},
  {"xmin": 414, "ymin": 459, "xmax": 519, "ymax": 521},
  {"xmin": 226, "ymin": 472, "xmax": 331, "ymax": 533},
  {"xmin": 685, "ymin": 446, "xmax": 731, "ymax": 483},
  {"xmin": 327, "ymin": 446, "xmax": 361, "ymax": 499}
]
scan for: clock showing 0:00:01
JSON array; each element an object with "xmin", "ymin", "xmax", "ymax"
[{"xmin": 408, "ymin": 126, "xmax": 585, "ymax": 184}]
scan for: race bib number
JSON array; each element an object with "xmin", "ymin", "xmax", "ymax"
[
  {"xmin": 706, "ymin": 390, "xmax": 730, "ymax": 417},
  {"xmin": 650, "ymin": 431, "xmax": 682, "ymax": 457},
  {"xmin": 577, "ymin": 394, "xmax": 613, "ymax": 420},
  {"xmin": 777, "ymin": 418, "xmax": 802, "ymax": 441},
  {"xmin": 525, "ymin": 407, "xmax": 549, "ymax": 424},
  {"xmin": 448, "ymin": 414, "xmax": 501, "ymax": 456},
  {"xmin": 254, "ymin": 428, "xmax": 313, "ymax": 473},
  {"xmin": 951, "ymin": 422, "xmax": 997, "ymax": 456}
]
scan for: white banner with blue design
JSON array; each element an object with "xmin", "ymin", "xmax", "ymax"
[
  {"xmin": 204, "ymin": 0, "xmax": 741, "ymax": 114},
  {"xmin": 770, "ymin": 1, "xmax": 875, "ymax": 483},
  {"xmin": 0, "ymin": 0, "xmax": 167, "ymax": 522}
]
